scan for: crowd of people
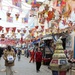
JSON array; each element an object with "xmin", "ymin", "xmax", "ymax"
[
  {"xmin": 0, "ymin": 38, "xmax": 72, "ymax": 75},
  {"xmin": 0, "ymin": 44, "xmax": 43, "ymax": 75}
]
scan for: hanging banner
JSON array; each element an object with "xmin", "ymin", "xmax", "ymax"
[
  {"xmin": 12, "ymin": 27, "xmax": 16, "ymax": 32},
  {"xmin": 17, "ymin": 29, "xmax": 21, "ymax": 33},
  {"xmin": 0, "ymin": 26, "xmax": 3, "ymax": 31},
  {"xmin": 12, "ymin": 0, "xmax": 21, "ymax": 7},
  {"xmin": 7, "ymin": 17, "xmax": 13, "ymax": 22},
  {"xmin": 22, "ymin": 13, "xmax": 29, "ymax": 23},
  {"xmin": 6, "ymin": 28, "xmax": 10, "ymax": 33}
]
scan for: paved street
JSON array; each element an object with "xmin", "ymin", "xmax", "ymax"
[{"xmin": 0, "ymin": 55, "xmax": 70, "ymax": 75}]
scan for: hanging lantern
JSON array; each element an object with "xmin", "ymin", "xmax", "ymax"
[
  {"xmin": 1, "ymin": 34, "xmax": 5, "ymax": 38},
  {"xmin": 20, "ymin": 36, "xmax": 23, "ymax": 44},
  {"xmin": 21, "ymin": 33, "xmax": 24, "ymax": 37},
  {"xmin": 45, "ymin": 29, "xmax": 49, "ymax": 32},
  {"xmin": 2, "ymin": 30, "xmax": 4, "ymax": 33},
  {"xmin": 1, "ymin": 34, "xmax": 5, "ymax": 41},
  {"xmin": 15, "ymin": 13, "xmax": 20, "ymax": 20}
]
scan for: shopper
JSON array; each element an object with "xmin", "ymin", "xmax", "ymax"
[
  {"xmin": 35, "ymin": 47, "xmax": 42, "ymax": 72},
  {"xmin": 0, "ymin": 47, "xmax": 4, "ymax": 60},
  {"xmin": 29, "ymin": 50, "xmax": 35, "ymax": 63},
  {"xmin": 3, "ymin": 45, "xmax": 16, "ymax": 75},
  {"xmin": 17, "ymin": 49, "xmax": 21, "ymax": 61}
]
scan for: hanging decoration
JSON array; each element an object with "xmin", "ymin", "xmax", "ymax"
[
  {"xmin": 15, "ymin": 13, "xmax": 20, "ymax": 20},
  {"xmin": 22, "ymin": 12, "xmax": 29, "ymax": 23},
  {"xmin": 6, "ymin": 12, "xmax": 13, "ymax": 22},
  {"xmin": 0, "ymin": 26, "xmax": 3, "ymax": 31},
  {"xmin": 2, "ymin": 29, "xmax": 4, "ymax": 33},
  {"xmin": 45, "ymin": 29, "xmax": 49, "ymax": 33},
  {"xmin": 7, "ymin": 17, "xmax": 13, "ymax": 22},
  {"xmin": 38, "ymin": 4, "xmax": 55, "ymax": 23},
  {"xmin": 12, "ymin": 0, "xmax": 21, "ymax": 7},
  {"xmin": 35, "ymin": 26, "xmax": 38, "ymax": 29},
  {"xmin": 1, "ymin": 34, "xmax": 5, "ymax": 38},
  {"xmin": 29, "ymin": 9, "xmax": 35, "ymax": 17},
  {"xmin": 8, "ymin": 6, "xmax": 13, "ymax": 12},
  {"xmin": 41, "ymin": 26, "xmax": 44, "ymax": 30},
  {"xmin": 17, "ymin": 29, "xmax": 21, "ymax": 33},
  {"xmin": 29, "ymin": 30, "xmax": 32, "ymax": 33},
  {"xmin": 22, "ymin": 17, "xmax": 28, "ymax": 23},
  {"xmin": 1, "ymin": 34, "xmax": 5, "ymax": 41},
  {"xmin": 12, "ymin": 27, "xmax": 16, "ymax": 32},
  {"xmin": 63, "ymin": 4, "xmax": 72, "ymax": 18},
  {"xmin": 39, "ymin": 13, "xmax": 45, "ymax": 24},
  {"xmin": 6, "ymin": 27, "xmax": 10, "ymax": 33},
  {"xmin": 7, "ymin": 12, "xmax": 11, "ymax": 17},
  {"xmin": 23, "ymin": 29, "xmax": 26, "ymax": 33}
]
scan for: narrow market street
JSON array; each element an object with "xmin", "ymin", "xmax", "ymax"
[{"xmin": 0, "ymin": 55, "xmax": 70, "ymax": 75}]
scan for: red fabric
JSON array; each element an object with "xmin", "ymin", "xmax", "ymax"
[
  {"xmin": 41, "ymin": 26, "xmax": 44, "ymax": 30},
  {"xmin": 6, "ymin": 27, "xmax": 10, "ymax": 33},
  {"xmin": 30, "ymin": 51, "xmax": 35, "ymax": 58},
  {"xmin": 47, "ymin": 11, "xmax": 54, "ymax": 22},
  {"xmin": 12, "ymin": 27, "xmax": 16, "ymax": 32},
  {"xmin": 0, "ymin": 26, "xmax": 3, "ymax": 31},
  {"xmin": 36, "ymin": 51, "xmax": 42, "ymax": 62}
]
